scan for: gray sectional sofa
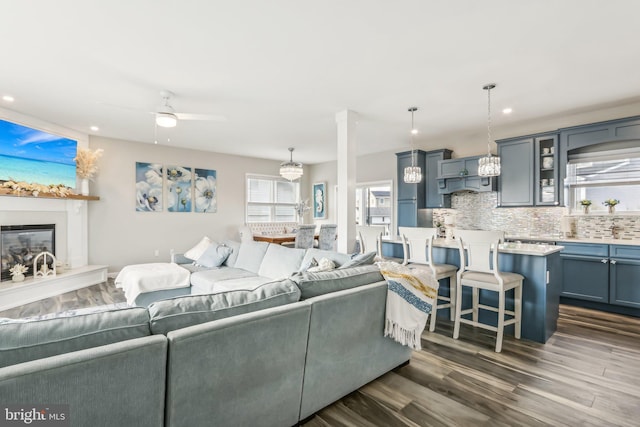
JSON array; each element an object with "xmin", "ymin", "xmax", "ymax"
[{"xmin": 0, "ymin": 241, "xmax": 412, "ymax": 427}]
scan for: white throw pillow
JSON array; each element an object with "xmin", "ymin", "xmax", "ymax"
[
  {"xmin": 184, "ymin": 236, "xmax": 212, "ymax": 261},
  {"xmin": 307, "ymin": 257, "xmax": 335, "ymax": 273}
]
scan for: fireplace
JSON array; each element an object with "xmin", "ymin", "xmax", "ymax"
[{"xmin": 1, "ymin": 224, "xmax": 56, "ymax": 281}]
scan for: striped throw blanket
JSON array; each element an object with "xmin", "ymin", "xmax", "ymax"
[{"xmin": 377, "ymin": 261, "xmax": 439, "ymax": 350}]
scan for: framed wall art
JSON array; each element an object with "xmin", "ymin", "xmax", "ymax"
[
  {"xmin": 135, "ymin": 162, "xmax": 163, "ymax": 212},
  {"xmin": 313, "ymin": 182, "xmax": 326, "ymax": 219},
  {"xmin": 194, "ymin": 168, "xmax": 217, "ymax": 213},
  {"xmin": 166, "ymin": 165, "xmax": 193, "ymax": 212}
]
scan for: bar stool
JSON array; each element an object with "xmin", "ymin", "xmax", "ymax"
[
  {"xmin": 399, "ymin": 226, "xmax": 458, "ymax": 332},
  {"xmin": 356, "ymin": 225, "xmax": 384, "ymax": 258},
  {"xmin": 453, "ymin": 230, "xmax": 523, "ymax": 353}
]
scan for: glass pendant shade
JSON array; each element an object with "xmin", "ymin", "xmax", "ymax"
[
  {"xmin": 478, "ymin": 83, "xmax": 501, "ymax": 177},
  {"xmin": 478, "ymin": 154, "xmax": 501, "ymax": 177},
  {"xmin": 280, "ymin": 147, "xmax": 303, "ymax": 181},
  {"xmin": 404, "ymin": 165, "xmax": 422, "ymax": 183},
  {"xmin": 403, "ymin": 107, "xmax": 422, "ymax": 184}
]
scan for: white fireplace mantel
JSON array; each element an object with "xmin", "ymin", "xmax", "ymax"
[{"xmin": 0, "ymin": 197, "xmax": 108, "ymax": 311}]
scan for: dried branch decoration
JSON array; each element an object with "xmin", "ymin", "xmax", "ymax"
[{"xmin": 75, "ymin": 147, "xmax": 104, "ymax": 179}]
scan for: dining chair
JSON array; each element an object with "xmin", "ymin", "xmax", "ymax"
[
  {"xmin": 399, "ymin": 226, "xmax": 458, "ymax": 332},
  {"xmin": 453, "ymin": 230, "xmax": 523, "ymax": 353},
  {"xmin": 317, "ymin": 224, "xmax": 337, "ymax": 250},
  {"xmin": 293, "ymin": 224, "xmax": 317, "ymax": 249},
  {"xmin": 356, "ymin": 225, "xmax": 384, "ymax": 258}
]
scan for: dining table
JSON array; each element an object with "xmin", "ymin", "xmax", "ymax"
[{"xmin": 252, "ymin": 233, "xmax": 318, "ymax": 245}]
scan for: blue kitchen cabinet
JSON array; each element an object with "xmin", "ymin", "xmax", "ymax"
[
  {"xmin": 560, "ymin": 242, "xmax": 609, "ymax": 302},
  {"xmin": 559, "ymin": 242, "xmax": 640, "ymax": 315},
  {"xmin": 497, "ymin": 133, "xmax": 558, "ymax": 207},
  {"xmin": 425, "ymin": 149, "xmax": 452, "ymax": 208},
  {"xmin": 396, "ymin": 150, "xmax": 426, "ymax": 229},
  {"xmin": 436, "ymin": 155, "xmax": 495, "ymax": 194},
  {"xmin": 609, "ymin": 245, "xmax": 640, "ymax": 309}
]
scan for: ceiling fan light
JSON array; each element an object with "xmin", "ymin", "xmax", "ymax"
[
  {"xmin": 280, "ymin": 147, "xmax": 304, "ymax": 181},
  {"xmin": 156, "ymin": 112, "xmax": 178, "ymax": 128}
]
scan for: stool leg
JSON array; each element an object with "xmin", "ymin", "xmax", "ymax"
[
  {"xmin": 429, "ymin": 301, "xmax": 437, "ymax": 332},
  {"xmin": 448, "ymin": 274, "xmax": 456, "ymax": 322},
  {"xmin": 496, "ymin": 290, "xmax": 505, "ymax": 353},
  {"xmin": 453, "ymin": 279, "xmax": 463, "ymax": 339},
  {"xmin": 514, "ymin": 283, "xmax": 522, "ymax": 340},
  {"xmin": 472, "ymin": 288, "xmax": 479, "ymax": 323}
]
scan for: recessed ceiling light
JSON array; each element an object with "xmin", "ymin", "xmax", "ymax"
[
  {"xmin": 2, "ymin": 95, "xmax": 14, "ymax": 102},
  {"xmin": 502, "ymin": 107, "xmax": 513, "ymax": 114},
  {"xmin": 90, "ymin": 126, "xmax": 99, "ymax": 132}
]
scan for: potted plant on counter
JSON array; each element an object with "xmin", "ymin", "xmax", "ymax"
[
  {"xmin": 603, "ymin": 199, "xmax": 620, "ymax": 214},
  {"xmin": 580, "ymin": 199, "xmax": 592, "ymax": 214}
]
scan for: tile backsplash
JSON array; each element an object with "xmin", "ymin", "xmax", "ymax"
[{"xmin": 433, "ymin": 192, "xmax": 640, "ymax": 240}]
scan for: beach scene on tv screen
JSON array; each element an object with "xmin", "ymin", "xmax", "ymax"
[{"xmin": 0, "ymin": 119, "xmax": 77, "ymax": 188}]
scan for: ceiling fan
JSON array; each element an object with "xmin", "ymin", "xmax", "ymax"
[{"xmin": 154, "ymin": 90, "xmax": 226, "ymax": 128}]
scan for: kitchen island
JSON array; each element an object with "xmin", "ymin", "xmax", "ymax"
[{"xmin": 382, "ymin": 237, "xmax": 563, "ymax": 344}]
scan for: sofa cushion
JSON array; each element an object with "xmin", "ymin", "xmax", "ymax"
[
  {"xmin": 222, "ymin": 239, "xmax": 241, "ymax": 267},
  {"xmin": 0, "ymin": 307, "xmax": 150, "ymax": 368},
  {"xmin": 233, "ymin": 241, "xmax": 270, "ymax": 274},
  {"xmin": 301, "ymin": 248, "xmax": 351, "ymax": 269},
  {"xmin": 148, "ymin": 278, "xmax": 302, "ymax": 335},
  {"xmin": 196, "ymin": 243, "xmax": 233, "ymax": 268},
  {"xmin": 190, "ymin": 267, "xmax": 256, "ymax": 289},
  {"xmin": 291, "ymin": 264, "xmax": 384, "ymax": 300},
  {"xmin": 258, "ymin": 244, "xmax": 306, "ymax": 279},
  {"xmin": 184, "ymin": 236, "xmax": 212, "ymax": 261},
  {"xmin": 339, "ymin": 251, "xmax": 377, "ymax": 269}
]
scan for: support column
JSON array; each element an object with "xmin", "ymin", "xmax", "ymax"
[{"xmin": 335, "ymin": 110, "xmax": 358, "ymax": 253}]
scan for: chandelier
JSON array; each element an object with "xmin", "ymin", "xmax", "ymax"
[
  {"xmin": 478, "ymin": 83, "xmax": 501, "ymax": 177},
  {"xmin": 279, "ymin": 147, "xmax": 304, "ymax": 181},
  {"xmin": 403, "ymin": 107, "xmax": 422, "ymax": 184}
]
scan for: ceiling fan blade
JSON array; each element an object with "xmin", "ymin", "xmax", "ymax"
[{"xmin": 175, "ymin": 113, "xmax": 227, "ymax": 122}]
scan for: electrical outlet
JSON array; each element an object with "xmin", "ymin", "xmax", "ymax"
[{"xmin": 154, "ymin": 249, "xmax": 159, "ymax": 257}]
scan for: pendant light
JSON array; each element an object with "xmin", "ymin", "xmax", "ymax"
[
  {"xmin": 403, "ymin": 107, "xmax": 422, "ymax": 184},
  {"xmin": 478, "ymin": 83, "xmax": 501, "ymax": 177},
  {"xmin": 279, "ymin": 147, "xmax": 304, "ymax": 181}
]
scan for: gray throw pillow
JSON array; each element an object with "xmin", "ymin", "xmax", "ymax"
[
  {"xmin": 339, "ymin": 251, "xmax": 377, "ymax": 269},
  {"xmin": 197, "ymin": 243, "xmax": 233, "ymax": 268}
]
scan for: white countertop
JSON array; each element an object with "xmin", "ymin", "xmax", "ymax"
[
  {"xmin": 382, "ymin": 236, "xmax": 563, "ymax": 256},
  {"xmin": 507, "ymin": 235, "xmax": 640, "ymax": 246}
]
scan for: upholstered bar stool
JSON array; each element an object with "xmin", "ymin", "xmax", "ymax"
[
  {"xmin": 399, "ymin": 226, "xmax": 458, "ymax": 332},
  {"xmin": 356, "ymin": 225, "xmax": 385, "ymax": 258},
  {"xmin": 453, "ymin": 230, "xmax": 523, "ymax": 353}
]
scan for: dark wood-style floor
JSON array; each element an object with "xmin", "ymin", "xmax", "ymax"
[{"xmin": 2, "ymin": 284, "xmax": 639, "ymax": 426}]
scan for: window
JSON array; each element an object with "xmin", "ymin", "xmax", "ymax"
[
  {"xmin": 246, "ymin": 175, "xmax": 300, "ymax": 223},
  {"xmin": 566, "ymin": 149, "xmax": 640, "ymax": 213},
  {"xmin": 355, "ymin": 181, "xmax": 393, "ymax": 235}
]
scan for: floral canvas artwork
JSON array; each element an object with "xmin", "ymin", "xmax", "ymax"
[
  {"xmin": 166, "ymin": 165, "xmax": 193, "ymax": 212},
  {"xmin": 136, "ymin": 162, "xmax": 163, "ymax": 212},
  {"xmin": 194, "ymin": 168, "xmax": 217, "ymax": 213}
]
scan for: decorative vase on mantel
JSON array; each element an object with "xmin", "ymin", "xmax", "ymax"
[
  {"xmin": 12, "ymin": 272, "xmax": 25, "ymax": 283},
  {"xmin": 80, "ymin": 178, "xmax": 90, "ymax": 196}
]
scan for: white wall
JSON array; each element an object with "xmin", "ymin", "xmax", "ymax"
[{"xmin": 87, "ymin": 136, "xmax": 297, "ymax": 272}]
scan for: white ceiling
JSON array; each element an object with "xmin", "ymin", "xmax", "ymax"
[{"xmin": 2, "ymin": 0, "xmax": 640, "ymax": 164}]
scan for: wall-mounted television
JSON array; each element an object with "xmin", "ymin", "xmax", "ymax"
[{"xmin": 0, "ymin": 119, "xmax": 77, "ymax": 188}]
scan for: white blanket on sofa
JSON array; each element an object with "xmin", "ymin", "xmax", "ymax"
[
  {"xmin": 377, "ymin": 262, "xmax": 439, "ymax": 350},
  {"xmin": 115, "ymin": 263, "xmax": 191, "ymax": 305}
]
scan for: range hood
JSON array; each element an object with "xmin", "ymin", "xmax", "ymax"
[{"xmin": 436, "ymin": 155, "xmax": 497, "ymax": 194}]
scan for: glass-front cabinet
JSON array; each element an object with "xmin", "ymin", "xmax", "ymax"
[{"xmin": 534, "ymin": 134, "xmax": 559, "ymax": 206}]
